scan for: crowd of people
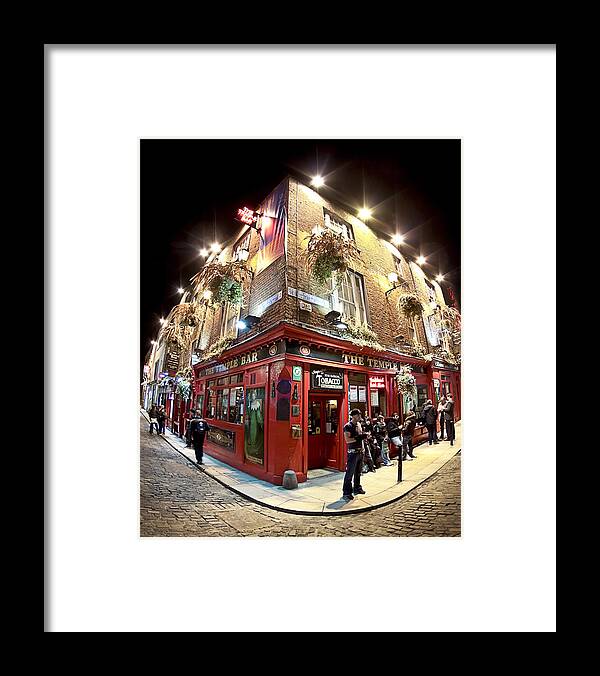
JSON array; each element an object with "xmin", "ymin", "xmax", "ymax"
[
  {"xmin": 147, "ymin": 403, "xmax": 166, "ymax": 435},
  {"xmin": 341, "ymin": 394, "xmax": 456, "ymax": 501}
]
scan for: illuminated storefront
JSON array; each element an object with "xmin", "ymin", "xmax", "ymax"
[{"xmin": 191, "ymin": 322, "xmax": 456, "ymax": 485}]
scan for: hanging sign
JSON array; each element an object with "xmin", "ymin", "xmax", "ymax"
[
  {"xmin": 369, "ymin": 376, "xmax": 386, "ymax": 389},
  {"xmin": 236, "ymin": 207, "xmax": 259, "ymax": 226}
]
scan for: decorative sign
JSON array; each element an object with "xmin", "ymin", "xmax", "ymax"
[
  {"xmin": 207, "ymin": 426, "xmax": 235, "ymax": 450},
  {"xmin": 245, "ymin": 388, "xmax": 265, "ymax": 465},
  {"xmin": 299, "ymin": 300, "xmax": 313, "ymax": 312},
  {"xmin": 292, "ymin": 365, "xmax": 302, "ymax": 381},
  {"xmin": 268, "ymin": 344, "xmax": 278, "ymax": 356},
  {"xmin": 236, "ymin": 206, "xmax": 259, "ymax": 226},
  {"xmin": 433, "ymin": 378, "xmax": 440, "ymax": 387},
  {"xmin": 299, "ymin": 345, "xmax": 311, "ymax": 356},
  {"xmin": 252, "ymin": 290, "xmax": 283, "ymax": 317},
  {"xmin": 197, "ymin": 341, "xmax": 284, "ymax": 377},
  {"xmin": 287, "ymin": 287, "xmax": 330, "ymax": 309},
  {"xmin": 291, "ymin": 404, "xmax": 300, "ymax": 417},
  {"xmin": 370, "ymin": 390, "xmax": 379, "ymax": 407},
  {"xmin": 369, "ymin": 376, "xmax": 386, "ymax": 389},
  {"xmin": 358, "ymin": 386, "xmax": 367, "ymax": 402},
  {"xmin": 311, "ymin": 368, "xmax": 344, "ymax": 390},
  {"xmin": 349, "ymin": 385, "xmax": 358, "ymax": 402},
  {"xmin": 342, "ymin": 353, "xmax": 398, "ymax": 370}
]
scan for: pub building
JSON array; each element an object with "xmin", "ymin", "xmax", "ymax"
[{"xmin": 146, "ymin": 175, "xmax": 461, "ymax": 485}]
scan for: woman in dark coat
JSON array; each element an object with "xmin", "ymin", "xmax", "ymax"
[{"xmin": 421, "ymin": 400, "xmax": 439, "ymax": 445}]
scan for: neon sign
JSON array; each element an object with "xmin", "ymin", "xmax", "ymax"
[{"xmin": 236, "ymin": 207, "xmax": 259, "ymax": 226}]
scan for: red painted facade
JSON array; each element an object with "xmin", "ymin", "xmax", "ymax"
[{"xmin": 191, "ymin": 322, "xmax": 461, "ymax": 485}]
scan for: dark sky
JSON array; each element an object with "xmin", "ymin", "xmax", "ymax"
[{"xmin": 140, "ymin": 139, "xmax": 460, "ymax": 364}]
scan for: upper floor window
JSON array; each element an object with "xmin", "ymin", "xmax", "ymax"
[
  {"xmin": 323, "ymin": 209, "xmax": 354, "ymax": 241},
  {"xmin": 330, "ymin": 269, "xmax": 368, "ymax": 325},
  {"xmin": 220, "ymin": 302, "xmax": 240, "ymax": 340},
  {"xmin": 233, "ymin": 232, "xmax": 251, "ymax": 262}
]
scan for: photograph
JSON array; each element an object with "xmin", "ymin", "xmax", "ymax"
[{"xmin": 140, "ymin": 139, "xmax": 462, "ymax": 536}]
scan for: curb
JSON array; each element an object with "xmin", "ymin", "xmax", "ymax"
[{"xmin": 141, "ymin": 409, "xmax": 461, "ymax": 517}]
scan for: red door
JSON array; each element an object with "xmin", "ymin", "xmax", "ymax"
[{"xmin": 308, "ymin": 396, "xmax": 341, "ymax": 470}]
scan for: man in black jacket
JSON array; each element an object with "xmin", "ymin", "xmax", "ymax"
[
  {"xmin": 189, "ymin": 412, "xmax": 210, "ymax": 465},
  {"xmin": 401, "ymin": 410, "xmax": 418, "ymax": 460},
  {"xmin": 422, "ymin": 400, "xmax": 439, "ymax": 445},
  {"xmin": 443, "ymin": 394, "xmax": 456, "ymax": 446}
]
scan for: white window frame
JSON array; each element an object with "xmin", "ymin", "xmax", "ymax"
[
  {"xmin": 324, "ymin": 211, "xmax": 354, "ymax": 240},
  {"xmin": 330, "ymin": 269, "xmax": 368, "ymax": 325},
  {"xmin": 220, "ymin": 301, "xmax": 240, "ymax": 340}
]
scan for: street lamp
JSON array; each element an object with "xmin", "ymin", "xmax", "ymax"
[
  {"xmin": 199, "ymin": 248, "xmax": 208, "ymax": 257},
  {"xmin": 391, "ymin": 234, "xmax": 404, "ymax": 246},
  {"xmin": 311, "ymin": 175, "xmax": 325, "ymax": 188},
  {"xmin": 417, "ymin": 255, "xmax": 427, "ymax": 266},
  {"xmin": 358, "ymin": 207, "xmax": 372, "ymax": 220},
  {"xmin": 210, "ymin": 242, "xmax": 221, "ymax": 253},
  {"xmin": 436, "ymin": 274, "xmax": 444, "ymax": 282}
]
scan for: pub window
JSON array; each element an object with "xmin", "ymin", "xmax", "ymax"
[
  {"xmin": 216, "ymin": 388, "xmax": 230, "ymax": 421},
  {"xmin": 331, "ymin": 269, "xmax": 368, "ymax": 325},
  {"xmin": 323, "ymin": 209, "xmax": 354, "ymax": 240},
  {"xmin": 228, "ymin": 386, "xmax": 245, "ymax": 424}
]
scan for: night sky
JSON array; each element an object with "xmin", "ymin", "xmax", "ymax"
[{"xmin": 140, "ymin": 139, "xmax": 461, "ymax": 365}]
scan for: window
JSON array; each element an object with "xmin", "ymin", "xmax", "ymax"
[
  {"xmin": 331, "ymin": 269, "xmax": 368, "ymax": 325},
  {"xmin": 323, "ymin": 209, "xmax": 354, "ymax": 240},
  {"xmin": 228, "ymin": 386, "xmax": 244, "ymax": 424},
  {"xmin": 233, "ymin": 232, "xmax": 251, "ymax": 262},
  {"xmin": 220, "ymin": 302, "xmax": 240, "ymax": 340}
]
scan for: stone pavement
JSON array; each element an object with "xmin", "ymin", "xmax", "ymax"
[
  {"xmin": 140, "ymin": 416, "xmax": 461, "ymax": 536},
  {"xmin": 141, "ymin": 409, "xmax": 461, "ymax": 514}
]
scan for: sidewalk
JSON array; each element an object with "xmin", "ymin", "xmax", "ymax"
[{"xmin": 140, "ymin": 410, "xmax": 461, "ymax": 515}]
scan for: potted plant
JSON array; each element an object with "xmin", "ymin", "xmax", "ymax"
[{"xmin": 306, "ymin": 229, "xmax": 361, "ymax": 287}]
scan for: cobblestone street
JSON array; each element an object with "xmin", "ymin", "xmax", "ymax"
[{"xmin": 140, "ymin": 418, "xmax": 461, "ymax": 537}]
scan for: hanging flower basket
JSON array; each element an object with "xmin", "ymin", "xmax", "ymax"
[
  {"xmin": 191, "ymin": 260, "xmax": 252, "ymax": 308},
  {"xmin": 397, "ymin": 293, "xmax": 424, "ymax": 319},
  {"xmin": 395, "ymin": 364, "xmax": 417, "ymax": 398},
  {"xmin": 209, "ymin": 275, "xmax": 243, "ymax": 306},
  {"xmin": 176, "ymin": 378, "xmax": 192, "ymax": 400},
  {"xmin": 306, "ymin": 229, "xmax": 361, "ymax": 287}
]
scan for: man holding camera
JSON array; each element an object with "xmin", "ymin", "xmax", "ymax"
[{"xmin": 341, "ymin": 408, "xmax": 367, "ymax": 501}]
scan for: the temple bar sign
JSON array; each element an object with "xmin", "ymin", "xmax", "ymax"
[
  {"xmin": 311, "ymin": 369, "xmax": 344, "ymax": 390},
  {"xmin": 342, "ymin": 353, "xmax": 398, "ymax": 370}
]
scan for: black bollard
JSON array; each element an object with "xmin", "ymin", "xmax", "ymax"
[{"xmin": 397, "ymin": 447, "xmax": 403, "ymax": 482}]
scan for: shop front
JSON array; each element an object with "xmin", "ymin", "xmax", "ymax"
[
  {"xmin": 191, "ymin": 323, "xmax": 442, "ymax": 484},
  {"xmin": 430, "ymin": 359, "xmax": 461, "ymax": 424}
]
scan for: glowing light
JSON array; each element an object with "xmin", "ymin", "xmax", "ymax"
[
  {"xmin": 237, "ymin": 248, "xmax": 249, "ymax": 262},
  {"xmin": 159, "ymin": 318, "xmax": 165, "ymax": 324},
  {"xmin": 391, "ymin": 234, "xmax": 404, "ymax": 246},
  {"xmin": 178, "ymin": 287, "xmax": 184, "ymax": 294},
  {"xmin": 311, "ymin": 175, "xmax": 325, "ymax": 188},
  {"xmin": 199, "ymin": 248, "xmax": 208, "ymax": 257},
  {"xmin": 358, "ymin": 207, "xmax": 372, "ymax": 220},
  {"xmin": 202, "ymin": 289, "xmax": 213, "ymax": 300},
  {"xmin": 417, "ymin": 256, "xmax": 427, "ymax": 266},
  {"xmin": 388, "ymin": 272, "xmax": 399, "ymax": 284},
  {"xmin": 151, "ymin": 340, "xmax": 157, "ymax": 345},
  {"xmin": 236, "ymin": 320, "xmax": 247, "ymax": 330},
  {"xmin": 210, "ymin": 242, "xmax": 221, "ymax": 253},
  {"xmin": 311, "ymin": 225, "xmax": 324, "ymax": 236},
  {"xmin": 436, "ymin": 274, "xmax": 445, "ymax": 282}
]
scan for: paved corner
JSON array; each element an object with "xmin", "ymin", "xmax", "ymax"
[{"xmin": 140, "ymin": 418, "xmax": 461, "ymax": 537}]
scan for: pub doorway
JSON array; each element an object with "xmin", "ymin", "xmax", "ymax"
[{"xmin": 307, "ymin": 395, "xmax": 341, "ymax": 470}]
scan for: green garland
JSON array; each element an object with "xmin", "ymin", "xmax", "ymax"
[
  {"xmin": 306, "ymin": 229, "xmax": 361, "ymax": 287},
  {"xmin": 209, "ymin": 275, "xmax": 243, "ymax": 306},
  {"xmin": 341, "ymin": 322, "xmax": 384, "ymax": 351},
  {"xmin": 203, "ymin": 334, "xmax": 237, "ymax": 361}
]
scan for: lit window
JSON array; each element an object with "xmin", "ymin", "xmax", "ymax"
[
  {"xmin": 323, "ymin": 210, "xmax": 354, "ymax": 240},
  {"xmin": 220, "ymin": 302, "xmax": 240, "ymax": 340},
  {"xmin": 330, "ymin": 269, "xmax": 368, "ymax": 325}
]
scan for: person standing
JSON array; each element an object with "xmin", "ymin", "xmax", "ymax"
[
  {"xmin": 443, "ymin": 394, "xmax": 456, "ymax": 446},
  {"xmin": 157, "ymin": 405, "xmax": 166, "ymax": 435},
  {"xmin": 185, "ymin": 409, "xmax": 195, "ymax": 447},
  {"xmin": 438, "ymin": 395, "xmax": 447, "ymax": 441},
  {"xmin": 189, "ymin": 411, "xmax": 210, "ymax": 465},
  {"xmin": 401, "ymin": 410, "xmax": 418, "ymax": 460},
  {"xmin": 422, "ymin": 399, "xmax": 439, "ymax": 445},
  {"xmin": 386, "ymin": 413, "xmax": 403, "ymax": 459},
  {"xmin": 147, "ymin": 404, "xmax": 159, "ymax": 434},
  {"xmin": 374, "ymin": 415, "xmax": 392, "ymax": 466},
  {"xmin": 342, "ymin": 409, "xmax": 366, "ymax": 501}
]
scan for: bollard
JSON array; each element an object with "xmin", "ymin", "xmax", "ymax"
[
  {"xmin": 282, "ymin": 470, "xmax": 298, "ymax": 490},
  {"xmin": 397, "ymin": 448, "xmax": 403, "ymax": 482}
]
